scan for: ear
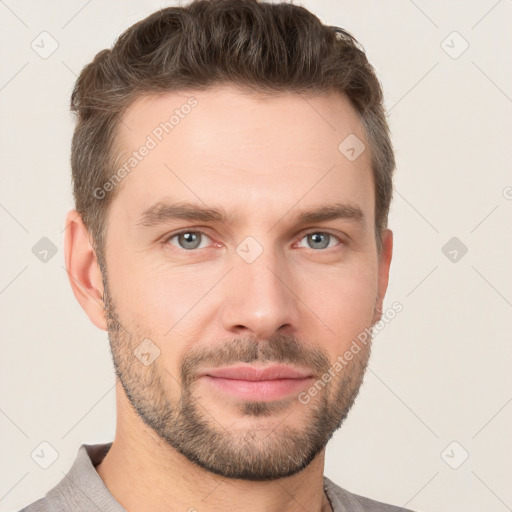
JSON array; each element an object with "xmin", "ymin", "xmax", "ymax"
[
  {"xmin": 373, "ymin": 228, "xmax": 393, "ymax": 324},
  {"xmin": 64, "ymin": 209, "xmax": 107, "ymax": 330}
]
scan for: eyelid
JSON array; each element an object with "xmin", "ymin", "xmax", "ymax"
[
  {"xmin": 163, "ymin": 228, "xmax": 216, "ymax": 247},
  {"xmin": 299, "ymin": 228, "xmax": 344, "ymax": 240}
]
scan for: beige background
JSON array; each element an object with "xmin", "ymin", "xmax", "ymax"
[{"xmin": 1, "ymin": 1, "xmax": 511, "ymax": 511}]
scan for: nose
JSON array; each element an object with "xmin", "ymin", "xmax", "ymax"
[{"xmin": 219, "ymin": 245, "xmax": 301, "ymax": 340}]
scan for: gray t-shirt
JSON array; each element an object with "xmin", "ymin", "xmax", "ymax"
[{"xmin": 18, "ymin": 443, "xmax": 415, "ymax": 512}]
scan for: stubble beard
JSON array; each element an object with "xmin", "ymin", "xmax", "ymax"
[{"xmin": 102, "ymin": 278, "xmax": 373, "ymax": 481}]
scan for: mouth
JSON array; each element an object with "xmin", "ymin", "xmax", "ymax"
[{"xmin": 197, "ymin": 364, "xmax": 315, "ymax": 401}]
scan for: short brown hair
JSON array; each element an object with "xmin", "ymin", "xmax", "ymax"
[{"xmin": 70, "ymin": 0, "xmax": 395, "ymax": 267}]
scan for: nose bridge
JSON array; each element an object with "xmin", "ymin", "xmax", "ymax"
[{"xmin": 219, "ymin": 236, "xmax": 300, "ymax": 337}]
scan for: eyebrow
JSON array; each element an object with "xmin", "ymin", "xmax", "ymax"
[{"xmin": 136, "ymin": 200, "xmax": 365, "ymax": 228}]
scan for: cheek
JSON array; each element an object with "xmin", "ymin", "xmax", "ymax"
[
  {"xmin": 300, "ymin": 261, "xmax": 378, "ymax": 345},
  {"xmin": 107, "ymin": 258, "xmax": 216, "ymax": 338}
]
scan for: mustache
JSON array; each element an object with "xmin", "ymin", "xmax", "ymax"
[{"xmin": 179, "ymin": 333, "xmax": 331, "ymax": 388}]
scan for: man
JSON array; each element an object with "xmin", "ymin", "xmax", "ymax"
[{"xmin": 20, "ymin": 0, "xmax": 411, "ymax": 510}]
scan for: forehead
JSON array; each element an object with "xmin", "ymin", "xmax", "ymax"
[{"xmin": 110, "ymin": 85, "xmax": 374, "ymax": 228}]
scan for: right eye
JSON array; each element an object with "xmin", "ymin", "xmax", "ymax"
[{"xmin": 164, "ymin": 230, "xmax": 215, "ymax": 251}]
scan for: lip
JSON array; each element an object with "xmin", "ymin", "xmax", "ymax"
[
  {"xmin": 200, "ymin": 364, "xmax": 314, "ymax": 381},
  {"xmin": 198, "ymin": 365, "xmax": 315, "ymax": 401}
]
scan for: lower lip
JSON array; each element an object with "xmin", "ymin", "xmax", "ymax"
[{"xmin": 201, "ymin": 376, "xmax": 314, "ymax": 401}]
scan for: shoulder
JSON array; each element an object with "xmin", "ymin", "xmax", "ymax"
[
  {"xmin": 15, "ymin": 442, "xmax": 120, "ymax": 512},
  {"xmin": 324, "ymin": 476, "xmax": 417, "ymax": 512},
  {"xmin": 16, "ymin": 497, "xmax": 49, "ymax": 512}
]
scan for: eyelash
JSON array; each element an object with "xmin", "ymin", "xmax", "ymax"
[{"xmin": 163, "ymin": 228, "xmax": 345, "ymax": 252}]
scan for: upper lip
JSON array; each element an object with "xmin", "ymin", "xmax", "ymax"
[{"xmin": 200, "ymin": 365, "xmax": 314, "ymax": 381}]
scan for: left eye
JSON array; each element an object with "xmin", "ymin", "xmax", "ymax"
[
  {"xmin": 166, "ymin": 231, "xmax": 213, "ymax": 250},
  {"xmin": 297, "ymin": 232, "xmax": 341, "ymax": 250}
]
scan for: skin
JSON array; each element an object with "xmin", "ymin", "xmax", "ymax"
[{"xmin": 64, "ymin": 85, "xmax": 393, "ymax": 512}]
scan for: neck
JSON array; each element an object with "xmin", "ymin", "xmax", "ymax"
[{"xmin": 96, "ymin": 383, "xmax": 332, "ymax": 512}]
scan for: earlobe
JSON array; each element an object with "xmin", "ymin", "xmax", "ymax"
[{"xmin": 64, "ymin": 209, "xmax": 107, "ymax": 331}]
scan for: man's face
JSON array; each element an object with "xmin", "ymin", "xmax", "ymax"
[{"xmin": 100, "ymin": 86, "xmax": 390, "ymax": 480}]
